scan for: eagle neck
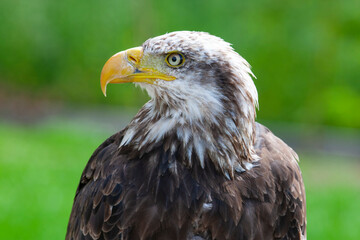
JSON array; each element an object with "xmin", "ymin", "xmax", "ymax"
[{"xmin": 120, "ymin": 97, "xmax": 257, "ymax": 179}]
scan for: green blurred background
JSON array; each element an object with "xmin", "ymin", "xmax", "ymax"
[{"xmin": 0, "ymin": 0, "xmax": 359, "ymax": 239}]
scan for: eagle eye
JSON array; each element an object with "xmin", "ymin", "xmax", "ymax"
[{"xmin": 166, "ymin": 52, "xmax": 185, "ymax": 67}]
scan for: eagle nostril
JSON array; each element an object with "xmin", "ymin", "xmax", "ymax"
[{"xmin": 128, "ymin": 55, "xmax": 138, "ymax": 64}]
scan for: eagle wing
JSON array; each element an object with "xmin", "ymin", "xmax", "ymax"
[
  {"xmin": 66, "ymin": 132, "xmax": 127, "ymax": 240},
  {"xmin": 194, "ymin": 123, "xmax": 306, "ymax": 240},
  {"xmin": 252, "ymin": 123, "xmax": 307, "ymax": 239}
]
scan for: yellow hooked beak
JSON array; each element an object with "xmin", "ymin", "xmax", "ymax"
[{"xmin": 100, "ymin": 47, "xmax": 176, "ymax": 96}]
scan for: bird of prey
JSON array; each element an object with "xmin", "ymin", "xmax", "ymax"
[{"xmin": 66, "ymin": 31, "xmax": 306, "ymax": 240}]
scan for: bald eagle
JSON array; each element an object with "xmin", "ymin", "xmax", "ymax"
[{"xmin": 66, "ymin": 31, "xmax": 306, "ymax": 240}]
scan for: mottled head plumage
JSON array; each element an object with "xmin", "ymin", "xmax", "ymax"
[{"xmin": 123, "ymin": 31, "xmax": 259, "ymax": 178}]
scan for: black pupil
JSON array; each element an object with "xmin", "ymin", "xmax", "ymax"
[{"xmin": 171, "ymin": 56, "xmax": 177, "ymax": 63}]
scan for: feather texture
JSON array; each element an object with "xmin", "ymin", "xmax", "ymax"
[
  {"xmin": 66, "ymin": 124, "xmax": 306, "ymax": 240},
  {"xmin": 66, "ymin": 31, "xmax": 306, "ymax": 240}
]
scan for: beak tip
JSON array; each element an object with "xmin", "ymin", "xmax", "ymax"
[
  {"xmin": 100, "ymin": 47, "xmax": 145, "ymax": 97},
  {"xmin": 101, "ymin": 84, "xmax": 107, "ymax": 97}
]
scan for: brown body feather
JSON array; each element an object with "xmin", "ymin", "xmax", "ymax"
[{"xmin": 66, "ymin": 123, "xmax": 306, "ymax": 240}]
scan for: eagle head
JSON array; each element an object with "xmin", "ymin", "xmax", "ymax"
[{"xmin": 100, "ymin": 31, "xmax": 259, "ymax": 178}]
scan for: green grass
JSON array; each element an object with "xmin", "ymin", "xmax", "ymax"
[
  {"xmin": 0, "ymin": 121, "xmax": 109, "ymax": 239},
  {"xmin": 300, "ymin": 155, "xmax": 360, "ymax": 239},
  {"xmin": 0, "ymin": 121, "xmax": 359, "ymax": 239}
]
